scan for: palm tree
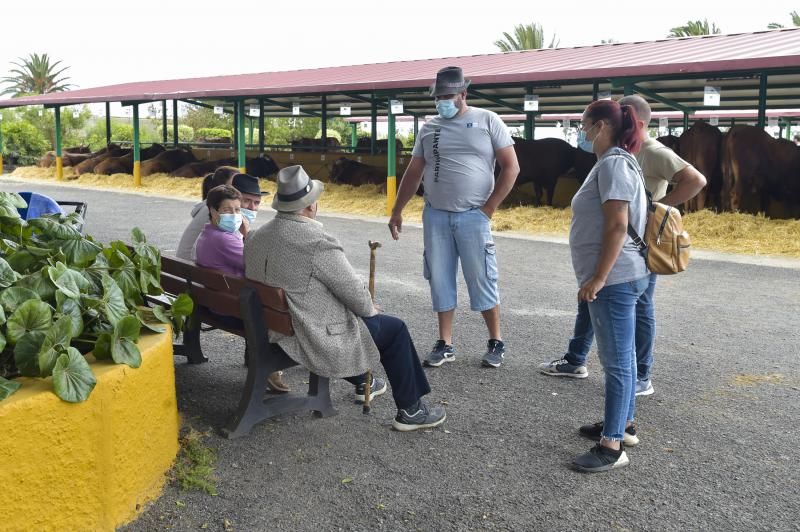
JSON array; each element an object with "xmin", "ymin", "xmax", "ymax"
[
  {"xmin": 667, "ymin": 19, "xmax": 722, "ymax": 37},
  {"xmin": 495, "ymin": 23, "xmax": 559, "ymax": 51},
  {"xmin": 0, "ymin": 53, "xmax": 74, "ymax": 97},
  {"xmin": 768, "ymin": 10, "xmax": 800, "ymax": 29}
]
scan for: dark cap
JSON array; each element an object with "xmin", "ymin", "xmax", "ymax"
[
  {"xmin": 430, "ymin": 66, "xmax": 471, "ymax": 97},
  {"xmin": 231, "ymin": 173, "xmax": 269, "ymax": 196}
]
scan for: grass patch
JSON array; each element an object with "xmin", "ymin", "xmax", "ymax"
[
  {"xmin": 7, "ymin": 166, "xmax": 800, "ymax": 258},
  {"xmin": 174, "ymin": 428, "xmax": 218, "ymax": 495}
]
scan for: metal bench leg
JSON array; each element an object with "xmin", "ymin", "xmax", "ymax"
[
  {"xmin": 182, "ymin": 315, "xmax": 208, "ymax": 364},
  {"xmin": 309, "ymin": 373, "xmax": 337, "ymax": 418}
]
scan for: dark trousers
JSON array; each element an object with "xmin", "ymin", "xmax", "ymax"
[{"xmin": 344, "ymin": 314, "xmax": 431, "ymax": 410}]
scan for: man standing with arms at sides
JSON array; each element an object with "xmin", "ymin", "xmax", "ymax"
[
  {"xmin": 388, "ymin": 66, "xmax": 520, "ymax": 369},
  {"xmin": 540, "ymin": 94, "xmax": 706, "ymax": 397}
]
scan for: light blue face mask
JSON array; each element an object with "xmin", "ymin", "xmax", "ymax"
[
  {"xmin": 240, "ymin": 208, "xmax": 257, "ymax": 224},
  {"xmin": 217, "ymin": 213, "xmax": 242, "ymax": 233},
  {"xmin": 436, "ymin": 98, "xmax": 459, "ymax": 119},
  {"xmin": 577, "ymin": 122, "xmax": 599, "ymax": 153}
]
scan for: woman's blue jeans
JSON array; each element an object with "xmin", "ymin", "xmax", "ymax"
[{"xmin": 587, "ymin": 276, "xmax": 650, "ymax": 442}]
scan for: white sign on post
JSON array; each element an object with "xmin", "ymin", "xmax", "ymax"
[
  {"xmin": 213, "ymin": 106, "xmax": 224, "ymax": 115},
  {"xmin": 524, "ymin": 94, "xmax": 539, "ymax": 112},
  {"xmin": 249, "ymin": 106, "xmax": 260, "ymax": 117},
  {"xmin": 768, "ymin": 116, "xmax": 779, "ymax": 128},
  {"xmin": 38, "ymin": 109, "xmax": 43, "ymax": 117},
  {"xmin": 704, "ymin": 86, "xmax": 721, "ymax": 106},
  {"xmin": 72, "ymin": 109, "xmax": 80, "ymax": 118},
  {"xmin": 597, "ymin": 91, "xmax": 612, "ymax": 100},
  {"xmin": 292, "ymin": 102, "xmax": 301, "ymax": 116},
  {"xmin": 659, "ymin": 117, "xmax": 669, "ymax": 129},
  {"xmin": 339, "ymin": 104, "xmax": 351, "ymax": 116},
  {"xmin": 710, "ymin": 116, "xmax": 719, "ymax": 126},
  {"xmin": 390, "ymin": 100, "xmax": 404, "ymax": 114}
]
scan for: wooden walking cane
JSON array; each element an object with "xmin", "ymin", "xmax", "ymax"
[{"xmin": 363, "ymin": 240, "xmax": 382, "ymax": 414}]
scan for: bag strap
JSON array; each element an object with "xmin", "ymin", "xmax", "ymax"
[{"xmin": 606, "ymin": 152, "xmax": 650, "ymax": 255}]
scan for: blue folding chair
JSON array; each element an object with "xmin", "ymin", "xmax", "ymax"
[{"xmin": 17, "ymin": 192, "xmax": 88, "ymax": 234}]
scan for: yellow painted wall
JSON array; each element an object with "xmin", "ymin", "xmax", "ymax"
[{"xmin": 0, "ymin": 330, "xmax": 178, "ymax": 532}]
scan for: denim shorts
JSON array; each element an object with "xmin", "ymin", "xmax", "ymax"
[{"xmin": 422, "ymin": 205, "xmax": 499, "ymax": 312}]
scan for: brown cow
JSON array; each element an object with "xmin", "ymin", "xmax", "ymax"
[
  {"xmin": 73, "ymin": 146, "xmax": 129, "ymax": 175},
  {"xmin": 355, "ymin": 138, "xmax": 404, "ymax": 154},
  {"xmin": 290, "ymin": 137, "xmax": 341, "ymax": 152},
  {"xmin": 678, "ymin": 121, "xmax": 723, "ymax": 211},
  {"xmin": 656, "ymin": 135, "xmax": 681, "ymax": 154},
  {"xmin": 171, "ymin": 154, "xmax": 280, "ymax": 179},
  {"xmin": 721, "ymin": 125, "xmax": 800, "ymax": 215},
  {"xmin": 140, "ymin": 147, "xmax": 196, "ymax": 176},
  {"xmin": 329, "ymin": 157, "xmax": 386, "ymax": 188},
  {"xmin": 92, "ymin": 144, "xmax": 165, "ymax": 176},
  {"xmin": 507, "ymin": 138, "xmax": 578, "ymax": 206}
]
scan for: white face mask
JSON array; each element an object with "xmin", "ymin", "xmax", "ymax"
[{"xmin": 240, "ymin": 208, "xmax": 257, "ymax": 224}]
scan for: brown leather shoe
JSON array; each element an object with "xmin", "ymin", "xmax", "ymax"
[{"xmin": 266, "ymin": 371, "xmax": 290, "ymax": 393}]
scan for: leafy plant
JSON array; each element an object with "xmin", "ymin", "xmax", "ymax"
[{"xmin": 0, "ymin": 193, "xmax": 193, "ymax": 403}]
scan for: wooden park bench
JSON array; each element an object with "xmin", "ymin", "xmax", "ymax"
[{"xmin": 151, "ymin": 255, "xmax": 337, "ymax": 438}]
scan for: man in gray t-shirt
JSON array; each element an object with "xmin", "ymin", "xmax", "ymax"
[{"xmin": 388, "ymin": 66, "xmax": 519, "ymax": 369}]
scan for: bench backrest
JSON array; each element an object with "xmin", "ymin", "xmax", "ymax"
[{"xmin": 160, "ymin": 255, "xmax": 294, "ymax": 336}]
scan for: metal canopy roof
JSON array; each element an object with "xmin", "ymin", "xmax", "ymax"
[{"xmin": 3, "ymin": 28, "xmax": 800, "ymax": 119}]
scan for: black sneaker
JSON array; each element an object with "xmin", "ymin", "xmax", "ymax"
[
  {"xmin": 573, "ymin": 443, "xmax": 629, "ymax": 473},
  {"xmin": 392, "ymin": 401, "xmax": 447, "ymax": 432},
  {"xmin": 578, "ymin": 421, "xmax": 639, "ymax": 447},
  {"xmin": 481, "ymin": 339, "xmax": 505, "ymax": 368},
  {"xmin": 354, "ymin": 377, "xmax": 387, "ymax": 403},
  {"xmin": 424, "ymin": 340, "xmax": 455, "ymax": 367}
]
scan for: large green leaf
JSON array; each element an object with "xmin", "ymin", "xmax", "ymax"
[
  {"xmin": 57, "ymin": 298, "xmax": 84, "ymax": 338},
  {"xmin": 6, "ymin": 299, "xmax": 52, "ymax": 344},
  {"xmin": 0, "ymin": 329, "xmax": 6, "ymax": 353},
  {"xmin": 27, "ymin": 217, "xmax": 82, "ymax": 240},
  {"xmin": 48, "ymin": 261, "xmax": 90, "ymax": 299},
  {"xmin": 52, "ymin": 347, "xmax": 96, "ymax": 403},
  {"xmin": 14, "ymin": 331, "xmax": 45, "ymax": 377},
  {"xmin": 0, "ymin": 192, "xmax": 28, "ymax": 209},
  {"xmin": 93, "ymin": 332, "xmax": 113, "ymax": 360},
  {"xmin": 0, "ymin": 287, "xmax": 40, "ymax": 313},
  {"xmin": 17, "ymin": 270, "xmax": 56, "ymax": 302},
  {"xmin": 152, "ymin": 304, "xmax": 170, "ymax": 324},
  {"xmin": 115, "ymin": 315, "xmax": 141, "ymax": 342},
  {"xmin": 131, "ymin": 227, "xmax": 146, "ymax": 245},
  {"xmin": 100, "ymin": 274, "xmax": 127, "ymax": 326},
  {"xmin": 0, "ymin": 257, "xmax": 19, "ymax": 288},
  {"xmin": 38, "ymin": 315, "xmax": 74, "ymax": 376},
  {"xmin": 111, "ymin": 338, "xmax": 141, "ymax": 368},
  {"xmin": 172, "ymin": 293, "xmax": 194, "ymax": 318},
  {"xmin": 0, "ymin": 304, "xmax": 6, "ymax": 326},
  {"xmin": 0, "ymin": 203, "xmax": 22, "ymax": 219},
  {"xmin": 109, "ymin": 251, "xmax": 142, "ymax": 305},
  {"xmin": 0, "ymin": 376, "xmax": 21, "ymax": 401},
  {"xmin": 5, "ymin": 250, "xmax": 36, "ymax": 273},
  {"xmin": 52, "ymin": 238, "xmax": 102, "ymax": 267},
  {"xmin": 135, "ymin": 313, "xmax": 166, "ymax": 334}
]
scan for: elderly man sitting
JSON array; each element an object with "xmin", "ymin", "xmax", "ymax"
[{"xmin": 244, "ymin": 165, "xmax": 446, "ymax": 431}]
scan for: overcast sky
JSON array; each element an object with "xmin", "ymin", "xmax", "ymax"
[{"xmin": 2, "ymin": 0, "xmax": 800, "ymax": 93}]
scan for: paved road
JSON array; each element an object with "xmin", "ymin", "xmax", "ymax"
[{"xmin": 3, "ymin": 179, "xmax": 798, "ymax": 531}]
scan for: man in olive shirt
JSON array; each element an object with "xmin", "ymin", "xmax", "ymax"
[{"xmin": 540, "ymin": 95, "xmax": 706, "ymax": 397}]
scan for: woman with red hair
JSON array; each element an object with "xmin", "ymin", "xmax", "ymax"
[{"xmin": 569, "ymin": 99, "xmax": 650, "ymax": 472}]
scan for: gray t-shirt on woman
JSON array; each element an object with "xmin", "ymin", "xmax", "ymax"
[
  {"xmin": 569, "ymin": 147, "xmax": 648, "ymax": 287},
  {"xmin": 411, "ymin": 107, "xmax": 513, "ymax": 212}
]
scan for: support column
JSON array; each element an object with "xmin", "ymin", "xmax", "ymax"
[
  {"xmin": 248, "ymin": 116, "xmax": 254, "ymax": 145},
  {"xmin": 757, "ymin": 73, "xmax": 768, "ymax": 129},
  {"xmin": 236, "ymin": 100, "xmax": 246, "ymax": 173},
  {"xmin": 258, "ymin": 99, "xmax": 265, "ymax": 153},
  {"xmin": 321, "ymin": 95, "xmax": 327, "ymax": 148},
  {"xmin": 133, "ymin": 104, "xmax": 141, "ymax": 187},
  {"xmin": 386, "ymin": 97, "xmax": 397, "ymax": 215},
  {"xmin": 592, "ymin": 82, "xmax": 599, "ymax": 101},
  {"xmin": 370, "ymin": 97, "xmax": 377, "ymax": 156},
  {"xmin": 172, "ymin": 100, "xmax": 178, "ymax": 148},
  {"xmin": 413, "ymin": 116, "xmax": 419, "ymax": 141},
  {"xmin": 350, "ymin": 123, "xmax": 357, "ymax": 153},
  {"xmin": 55, "ymin": 106, "xmax": 63, "ymax": 180},
  {"xmin": 162, "ymin": 101, "xmax": 168, "ymax": 144},
  {"xmin": 105, "ymin": 102, "xmax": 111, "ymax": 146},
  {"xmin": 0, "ymin": 117, "xmax": 4, "ymax": 173},
  {"xmin": 683, "ymin": 112, "xmax": 689, "ymax": 132}
]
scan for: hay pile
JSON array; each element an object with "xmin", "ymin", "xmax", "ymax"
[{"xmin": 6, "ymin": 166, "xmax": 800, "ymax": 258}]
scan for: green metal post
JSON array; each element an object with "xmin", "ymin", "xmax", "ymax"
[
  {"xmin": 624, "ymin": 84, "xmax": 633, "ymax": 96},
  {"xmin": 172, "ymin": 100, "xmax": 178, "ymax": 147},
  {"xmin": 236, "ymin": 101, "xmax": 246, "ymax": 172},
  {"xmin": 248, "ymin": 116, "xmax": 254, "ymax": 145},
  {"xmin": 321, "ymin": 95, "xmax": 327, "ymax": 147},
  {"xmin": 531, "ymin": 114, "xmax": 536, "ymax": 138},
  {"xmin": 525, "ymin": 84, "xmax": 534, "ymax": 140},
  {"xmin": 786, "ymin": 121, "xmax": 792, "ymax": 140},
  {"xmin": 413, "ymin": 116, "xmax": 419, "ymax": 141},
  {"xmin": 233, "ymin": 106, "xmax": 238, "ymax": 151},
  {"xmin": 683, "ymin": 112, "xmax": 689, "ymax": 132},
  {"xmin": 105, "ymin": 102, "xmax": 111, "ymax": 146},
  {"xmin": 162, "ymin": 101, "xmax": 168, "ymax": 144},
  {"xmin": 133, "ymin": 104, "xmax": 141, "ymax": 186},
  {"xmin": 258, "ymin": 99, "xmax": 265, "ymax": 153},
  {"xmin": 371, "ymin": 97, "xmax": 377, "ymax": 156},
  {"xmin": 386, "ymin": 98, "xmax": 397, "ymax": 215},
  {"xmin": 592, "ymin": 82, "xmax": 599, "ymax": 101},
  {"xmin": 350, "ymin": 123, "xmax": 357, "ymax": 153},
  {"xmin": 0, "ymin": 117, "xmax": 4, "ymax": 173},
  {"xmin": 757, "ymin": 73, "xmax": 768, "ymax": 128},
  {"xmin": 55, "ymin": 106, "xmax": 63, "ymax": 180}
]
